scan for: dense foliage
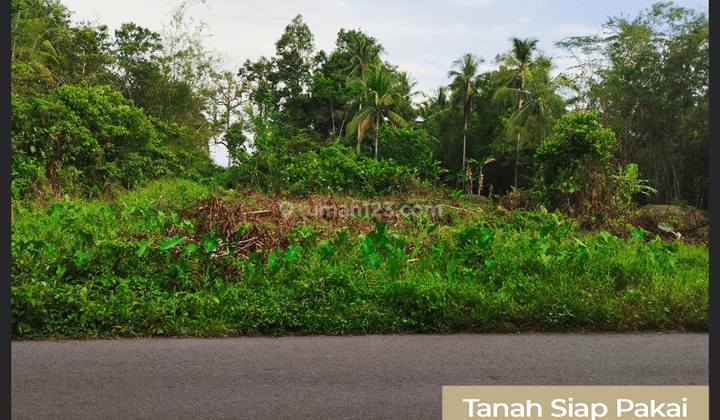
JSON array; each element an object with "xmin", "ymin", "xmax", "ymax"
[
  {"xmin": 11, "ymin": 84, "xmax": 179, "ymax": 198},
  {"xmin": 556, "ymin": 2, "xmax": 709, "ymax": 208},
  {"xmin": 534, "ymin": 111, "xmax": 619, "ymax": 211}
]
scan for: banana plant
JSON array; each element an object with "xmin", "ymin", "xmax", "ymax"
[{"xmin": 466, "ymin": 156, "xmax": 496, "ymax": 196}]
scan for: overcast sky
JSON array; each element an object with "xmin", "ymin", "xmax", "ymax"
[{"xmin": 58, "ymin": 0, "xmax": 708, "ymax": 164}]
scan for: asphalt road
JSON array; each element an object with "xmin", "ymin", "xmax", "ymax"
[{"xmin": 11, "ymin": 333, "xmax": 709, "ymax": 420}]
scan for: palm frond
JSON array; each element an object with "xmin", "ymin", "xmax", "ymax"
[{"xmin": 347, "ymin": 106, "xmax": 373, "ymax": 135}]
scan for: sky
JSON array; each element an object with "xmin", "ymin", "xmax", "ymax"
[{"xmin": 58, "ymin": 0, "xmax": 708, "ymax": 165}]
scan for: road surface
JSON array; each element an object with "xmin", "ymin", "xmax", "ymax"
[{"xmin": 11, "ymin": 333, "xmax": 709, "ymax": 419}]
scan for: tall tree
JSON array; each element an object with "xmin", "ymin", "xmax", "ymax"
[
  {"xmin": 418, "ymin": 85, "xmax": 460, "ymax": 172},
  {"xmin": 448, "ymin": 53, "xmax": 484, "ymax": 191},
  {"xmin": 494, "ymin": 54, "xmax": 568, "ymax": 148},
  {"xmin": 342, "ymin": 30, "xmax": 384, "ymax": 153},
  {"xmin": 347, "ymin": 65, "xmax": 407, "ymax": 160},
  {"xmin": 209, "ymin": 70, "xmax": 249, "ymax": 167},
  {"xmin": 111, "ymin": 22, "xmax": 165, "ymax": 112},
  {"xmin": 239, "ymin": 56, "xmax": 278, "ymax": 120},
  {"xmin": 343, "ymin": 30, "xmax": 383, "ymax": 82},
  {"xmin": 494, "ymin": 37, "xmax": 539, "ymax": 187},
  {"xmin": 11, "ymin": 0, "xmax": 73, "ymax": 97},
  {"xmin": 394, "ymin": 70, "xmax": 421, "ymax": 123},
  {"xmin": 154, "ymin": 0, "xmax": 224, "ymax": 159},
  {"xmin": 274, "ymin": 14, "xmax": 316, "ymax": 128}
]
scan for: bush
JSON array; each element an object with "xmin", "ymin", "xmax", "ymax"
[
  {"xmin": 535, "ymin": 111, "xmax": 617, "ymax": 188},
  {"xmin": 219, "ymin": 144, "xmax": 414, "ymax": 197},
  {"xmin": 283, "ymin": 145, "xmax": 414, "ymax": 197},
  {"xmin": 378, "ymin": 125, "xmax": 438, "ymax": 173},
  {"xmin": 533, "ymin": 111, "xmax": 647, "ymax": 218}
]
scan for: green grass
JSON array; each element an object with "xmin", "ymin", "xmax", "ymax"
[{"xmin": 11, "ymin": 179, "xmax": 709, "ymax": 339}]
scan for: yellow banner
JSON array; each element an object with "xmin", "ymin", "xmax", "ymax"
[{"xmin": 443, "ymin": 386, "xmax": 708, "ymax": 420}]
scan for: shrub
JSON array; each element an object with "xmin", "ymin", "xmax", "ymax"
[
  {"xmin": 378, "ymin": 125, "xmax": 438, "ymax": 174},
  {"xmin": 221, "ymin": 144, "xmax": 414, "ymax": 197},
  {"xmin": 533, "ymin": 111, "xmax": 649, "ymax": 218}
]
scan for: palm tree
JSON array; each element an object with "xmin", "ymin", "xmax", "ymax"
[
  {"xmin": 344, "ymin": 31, "xmax": 382, "ymax": 82},
  {"xmin": 394, "ymin": 70, "xmax": 422, "ymax": 123},
  {"xmin": 494, "ymin": 37, "xmax": 539, "ymax": 187},
  {"xmin": 496, "ymin": 55, "xmax": 568, "ymax": 149},
  {"xmin": 430, "ymin": 86, "xmax": 450, "ymax": 111},
  {"xmin": 343, "ymin": 31, "xmax": 383, "ymax": 153},
  {"xmin": 448, "ymin": 53, "xmax": 484, "ymax": 192},
  {"xmin": 418, "ymin": 86, "xmax": 450, "ymax": 123},
  {"xmin": 347, "ymin": 65, "xmax": 407, "ymax": 160}
]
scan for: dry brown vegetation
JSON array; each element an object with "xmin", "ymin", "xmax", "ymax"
[{"xmin": 629, "ymin": 205, "xmax": 709, "ymax": 245}]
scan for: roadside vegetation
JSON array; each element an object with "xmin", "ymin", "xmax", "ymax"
[
  {"xmin": 11, "ymin": 0, "xmax": 708, "ymax": 338},
  {"xmin": 11, "ymin": 177, "xmax": 708, "ymax": 338}
]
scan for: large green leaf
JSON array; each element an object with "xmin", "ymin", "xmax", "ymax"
[{"xmin": 158, "ymin": 235, "xmax": 186, "ymax": 250}]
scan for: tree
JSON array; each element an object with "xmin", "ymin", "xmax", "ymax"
[
  {"xmin": 11, "ymin": 84, "xmax": 178, "ymax": 197},
  {"xmin": 534, "ymin": 111, "xmax": 622, "ymax": 215},
  {"xmin": 209, "ymin": 70, "xmax": 249, "ymax": 167},
  {"xmin": 61, "ymin": 23, "xmax": 114, "ymax": 87},
  {"xmin": 448, "ymin": 53, "xmax": 484, "ymax": 192},
  {"xmin": 11, "ymin": 0, "xmax": 113, "ymax": 97},
  {"xmin": 497, "ymin": 38, "xmax": 539, "ymax": 107},
  {"xmin": 158, "ymin": 0, "xmax": 222, "ymax": 142},
  {"xmin": 240, "ymin": 56, "xmax": 279, "ymax": 120},
  {"xmin": 12, "ymin": 0, "xmax": 66, "ymax": 95},
  {"xmin": 494, "ymin": 54, "xmax": 568, "ymax": 156},
  {"xmin": 555, "ymin": 2, "xmax": 709, "ymax": 208},
  {"xmin": 378, "ymin": 125, "xmax": 438, "ymax": 172},
  {"xmin": 341, "ymin": 30, "xmax": 385, "ymax": 154},
  {"xmin": 394, "ymin": 70, "xmax": 421, "ymax": 123},
  {"xmin": 343, "ymin": 30, "xmax": 384, "ymax": 82},
  {"xmin": 419, "ymin": 85, "xmax": 463, "ymax": 176},
  {"xmin": 493, "ymin": 37, "xmax": 540, "ymax": 188},
  {"xmin": 160, "ymin": 0, "xmax": 219, "ymax": 91},
  {"xmin": 346, "ymin": 65, "xmax": 407, "ymax": 160},
  {"xmin": 111, "ymin": 22, "xmax": 165, "ymax": 112},
  {"xmin": 274, "ymin": 14, "xmax": 316, "ymax": 128}
]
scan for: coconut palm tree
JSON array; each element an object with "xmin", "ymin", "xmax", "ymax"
[
  {"xmin": 418, "ymin": 86, "xmax": 451, "ymax": 123},
  {"xmin": 496, "ymin": 55, "xmax": 569, "ymax": 149},
  {"xmin": 347, "ymin": 64, "xmax": 407, "ymax": 160},
  {"xmin": 343, "ymin": 31, "xmax": 384, "ymax": 154},
  {"xmin": 430, "ymin": 86, "xmax": 450, "ymax": 111},
  {"xmin": 344, "ymin": 31, "xmax": 382, "ymax": 82},
  {"xmin": 448, "ymin": 53, "xmax": 484, "ymax": 192},
  {"xmin": 394, "ymin": 70, "xmax": 422, "ymax": 123},
  {"xmin": 501, "ymin": 37, "xmax": 539, "ymax": 105},
  {"xmin": 494, "ymin": 37, "xmax": 539, "ymax": 187}
]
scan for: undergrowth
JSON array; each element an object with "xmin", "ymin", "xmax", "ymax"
[{"xmin": 11, "ymin": 179, "xmax": 709, "ymax": 338}]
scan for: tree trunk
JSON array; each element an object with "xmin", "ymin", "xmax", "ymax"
[
  {"xmin": 374, "ymin": 112, "xmax": 380, "ymax": 160},
  {"xmin": 463, "ymin": 112, "xmax": 470, "ymax": 193},
  {"xmin": 515, "ymin": 132, "xmax": 520, "ymax": 188},
  {"xmin": 355, "ymin": 102, "xmax": 362, "ymax": 154},
  {"xmin": 462, "ymin": 114, "xmax": 468, "ymax": 168},
  {"xmin": 514, "ymin": 97, "xmax": 523, "ymax": 188},
  {"xmin": 465, "ymin": 165, "xmax": 473, "ymax": 195}
]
